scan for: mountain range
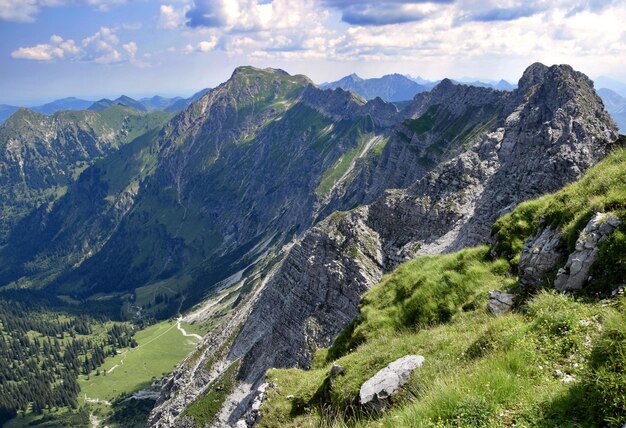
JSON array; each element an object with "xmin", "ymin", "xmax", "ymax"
[
  {"xmin": 321, "ymin": 73, "xmax": 517, "ymax": 104},
  {"xmin": 0, "ymin": 63, "xmax": 625, "ymax": 427},
  {"xmin": 0, "ymin": 89, "xmax": 209, "ymax": 125}
]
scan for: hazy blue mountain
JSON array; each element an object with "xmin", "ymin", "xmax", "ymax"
[
  {"xmin": 89, "ymin": 95, "xmax": 148, "ymax": 112},
  {"xmin": 163, "ymin": 88, "xmax": 210, "ymax": 112},
  {"xmin": 322, "ymin": 73, "xmax": 428, "ymax": 101},
  {"xmin": 31, "ymin": 97, "xmax": 93, "ymax": 115},
  {"xmin": 595, "ymin": 76, "xmax": 626, "ymax": 97},
  {"xmin": 407, "ymin": 75, "xmax": 516, "ymax": 91},
  {"xmin": 88, "ymin": 91, "xmax": 211, "ymax": 114},
  {"xmin": 410, "ymin": 75, "xmax": 434, "ymax": 86},
  {"xmin": 139, "ymin": 95, "xmax": 183, "ymax": 111},
  {"xmin": 598, "ymin": 87, "xmax": 626, "ymax": 132},
  {"xmin": 452, "ymin": 78, "xmax": 515, "ymax": 90},
  {"xmin": 494, "ymin": 79, "xmax": 516, "ymax": 90},
  {"xmin": 0, "ymin": 104, "xmax": 19, "ymax": 124}
]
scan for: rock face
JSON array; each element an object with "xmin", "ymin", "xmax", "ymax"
[
  {"xmin": 487, "ymin": 291, "xmax": 515, "ymax": 316},
  {"xmin": 359, "ymin": 355, "xmax": 425, "ymax": 407},
  {"xmin": 518, "ymin": 226, "xmax": 565, "ymax": 288},
  {"xmin": 332, "ymin": 79, "xmax": 507, "ymax": 212},
  {"xmin": 231, "ymin": 207, "xmax": 385, "ymax": 378},
  {"xmin": 151, "ymin": 63, "xmax": 620, "ymax": 427},
  {"xmin": 555, "ymin": 213, "xmax": 621, "ymax": 291}
]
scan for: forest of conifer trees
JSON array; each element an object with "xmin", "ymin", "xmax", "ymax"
[{"xmin": 0, "ymin": 298, "xmax": 139, "ymax": 424}]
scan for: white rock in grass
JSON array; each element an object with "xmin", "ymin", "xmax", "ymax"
[{"xmin": 359, "ymin": 355, "xmax": 425, "ymax": 407}]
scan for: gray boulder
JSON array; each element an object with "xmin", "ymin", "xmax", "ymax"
[
  {"xmin": 487, "ymin": 291, "xmax": 515, "ymax": 316},
  {"xmin": 359, "ymin": 355, "xmax": 425, "ymax": 407},
  {"xmin": 518, "ymin": 226, "xmax": 564, "ymax": 288},
  {"xmin": 555, "ymin": 213, "xmax": 621, "ymax": 291}
]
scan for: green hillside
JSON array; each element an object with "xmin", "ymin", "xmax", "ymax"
[{"xmin": 0, "ymin": 106, "xmax": 173, "ymax": 244}]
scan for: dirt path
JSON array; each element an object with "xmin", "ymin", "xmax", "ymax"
[
  {"xmin": 176, "ymin": 317, "xmax": 203, "ymax": 341},
  {"xmin": 84, "ymin": 394, "xmax": 112, "ymax": 406}
]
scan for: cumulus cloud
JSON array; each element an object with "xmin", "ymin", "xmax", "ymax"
[
  {"xmin": 11, "ymin": 27, "xmax": 139, "ymax": 64},
  {"xmin": 184, "ymin": 36, "xmax": 219, "ymax": 53},
  {"xmin": 185, "ymin": 0, "xmax": 311, "ymax": 31},
  {"xmin": 158, "ymin": 4, "xmax": 188, "ymax": 29},
  {"xmin": 0, "ymin": 0, "xmax": 127, "ymax": 22},
  {"xmin": 320, "ymin": 0, "xmax": 453, "ymax": 26},
  {"xmin": 0, "ymin": 0, "xmax": 38, "ymax": 22}
]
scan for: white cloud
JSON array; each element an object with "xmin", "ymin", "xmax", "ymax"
[
  {"xmin": 11, "ymin": 27, "xmax": 140, "ymax": 65},
  {"xmin": 122, "ymin": 41, "xmax": 137, "ymax": 57},
  {"xmin": 0, "ymin": 0, "xmax": 38, "ymax": 22},
  {"xmin": 11, "ymin": 44, "xmax": 61, "ymax": 61},
  {"xmin": 0, "ymin": 0, "xmax": 127, "ymax": 22},
  {"xmin": 184, "ymin": 36, "xmax": 218, "ymax": 53},
  {"xmin": 171, "ymin": 0, "xmax": 626, "ymax": 83},
  {"xmin": 158, "ymin": 4, "xmax": 188, "ymax": 29}
]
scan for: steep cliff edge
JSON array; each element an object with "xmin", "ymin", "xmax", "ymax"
[{"xmin": 150, "ymin": 63, "xmax": 619, "ymax": 426}]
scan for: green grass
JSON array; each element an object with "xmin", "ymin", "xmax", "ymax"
[
  {"xmin": 327, "ymin": 247, "xmax": 515, "ymax": 360},
  {"xmin": 404, "ymin": 105, "xmax": 440, "ymax": 134},
  {"xmin": 4, "ymin": 409, "xmax": 90, "ymax": 428},
  {"xmin": 79, "ymin": 319, "xmax": 201, "ymax": 402},
  {"xmin": 261, "ymin": 260, "xmax": 623, "ymax": 427}
]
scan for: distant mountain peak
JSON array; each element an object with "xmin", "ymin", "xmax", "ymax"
[
  {"xmin": 229, "ymin": 65, "xmax": 313, "ymax": 88},
  {"xmin": 322, "ymin": 73, "xmax": 427, "ymax": 102}
]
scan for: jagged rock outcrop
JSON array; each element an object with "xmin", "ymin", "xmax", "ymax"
[
  {"xmin": 151, "ymin": 63, "xmax": 619, "ymax": 427},
  {"xmin": 518, "ymin": 226, "xmax": 565, "ymax": 288},
  {"xmin": 231, "ymin": 207, "xmax": 385, "ymax": 378},
  {"xmin": 555, "ymin": 213, "xmax": 621, "ymax": 291}
]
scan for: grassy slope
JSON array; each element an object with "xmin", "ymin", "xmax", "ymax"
[
  {"xmin": 79, "ymin": 319, "xmax": 202, "ymax": 403},
  {"xmin": 260, "ymin": 147, "xmax": 626, "ymax": 427}
]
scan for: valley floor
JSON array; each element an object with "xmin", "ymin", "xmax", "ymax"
[{"xmin": 5, "ymin": 317, "xmax": 206, "ymax": 428}]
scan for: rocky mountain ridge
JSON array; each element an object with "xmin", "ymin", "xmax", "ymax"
[
  {"xmin": 149, "ymin": 63, "xmax": 619, "ymax": 427},
  {"xmin": 0, "ymin": 67, "xmax": 400, "ymax": 312}
]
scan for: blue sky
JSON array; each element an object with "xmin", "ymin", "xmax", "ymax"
[{"xmin": 0, "ymin": 0, "xmax": 625, "ymax": 105}]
